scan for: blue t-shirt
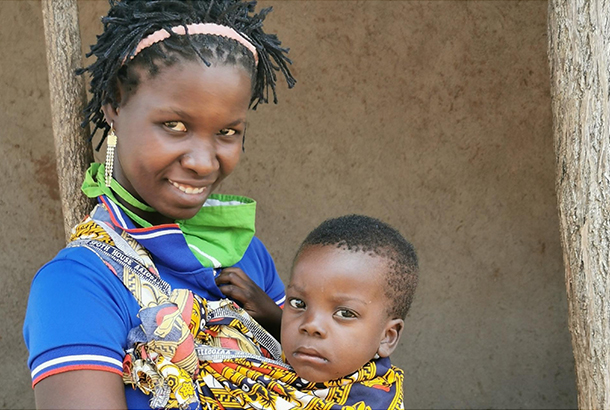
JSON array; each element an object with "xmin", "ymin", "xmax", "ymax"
[{"xmin": 23, "ymin": 196, "xmax": 285, "ymax": 408}]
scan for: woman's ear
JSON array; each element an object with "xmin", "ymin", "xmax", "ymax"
[
  {"xmin": 101, "ymin": 82, "xmax": 123, "ymax": 128},
  {"xmin": 377, "ymin": 318, "xmax": 404, "ymax": 358},
  {"xmin": 101, "ymin": 103, "xmax": 119, "ymax": 128}
]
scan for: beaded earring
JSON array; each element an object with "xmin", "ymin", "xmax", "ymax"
[{"xmin": 105, "ymin": 123, "xmax": 117, "ymax": 187}]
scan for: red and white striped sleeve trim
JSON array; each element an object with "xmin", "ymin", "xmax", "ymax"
[{"xmin": 30, "ymin": 345, "xmax": 123, "ymax": 387}]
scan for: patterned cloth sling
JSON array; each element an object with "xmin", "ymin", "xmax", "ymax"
[{"xmin": 68, "ymin": 203, "xmax": 405, "ymax": 410}]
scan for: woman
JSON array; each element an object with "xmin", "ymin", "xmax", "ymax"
[{"xmin": 23, "ymin": 1, "xmax": 295, "ymax": 408}]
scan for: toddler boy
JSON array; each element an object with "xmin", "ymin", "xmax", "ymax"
[{"xmin": 281, "ymin": 214, "xmax": 419, "ymax": 394}]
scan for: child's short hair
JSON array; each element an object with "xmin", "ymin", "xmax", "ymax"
[{"xmin": 297, "ymin": 214, "xmax": 419, "ymax": 319}]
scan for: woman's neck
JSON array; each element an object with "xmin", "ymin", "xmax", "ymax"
[{"xmin": 112, "ymin": 189, "xmax": 175, "ymax": 226}]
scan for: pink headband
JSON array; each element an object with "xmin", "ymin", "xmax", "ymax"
[{"xmin": 127, "ymin": 22, "xmax": 258, "ymax": 65}]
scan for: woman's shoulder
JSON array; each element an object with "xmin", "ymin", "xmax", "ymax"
[
  {"xmin": 31, "ymin": 245, "xmax": 116, "ymax": 285},
  {"xmin": 28, "ymin": 244, "xmax": 140, "ymax": 322},
  {"xmin": 44, "ymin": 243, "xmax": 108, "ymax": 265}
]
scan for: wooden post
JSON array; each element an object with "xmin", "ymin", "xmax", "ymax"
[
  {"xmin": 41, "ymin": 0, "xmax": 95, "ymax": 241},
  {"xmin": 548, "ymin": 1, "xmax": 610, "ymax": 408}
]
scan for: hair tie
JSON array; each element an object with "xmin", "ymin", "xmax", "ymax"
[{"xmin": 126, "ymin": 23, "xmax": 258, "ymax": 66}]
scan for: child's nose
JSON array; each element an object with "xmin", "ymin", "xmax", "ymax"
[
  {"xmin": 180, "ymin": 136, "xmax": 219, "ymax": 175},
  {"xmin": 298, "ymin": 312, "xmax": 327, "ymax": 338}
]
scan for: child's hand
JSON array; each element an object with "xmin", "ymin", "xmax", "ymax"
[{"xmin": 215, "ymin": 267, "xmax": 282, "ymax": 340}]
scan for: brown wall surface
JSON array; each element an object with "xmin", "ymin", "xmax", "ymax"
[{"xmin": 1, "ymin": 1, "xmax": 577, "ymax": 409}]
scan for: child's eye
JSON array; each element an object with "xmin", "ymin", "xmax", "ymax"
[
  {"xmin": 335, "ymin": 309, "xmax": 357, "ymax": 319},
  {"xmin": 164, "ymin": 121, "xmax": 187, "ymax": 132},
  {"xmin": 289, "ymin": 298, "xmax": 306, "ymax": 310},
  {"xmin": 219, "ymin": 128, "xmax": 237, "ymax": 136}
]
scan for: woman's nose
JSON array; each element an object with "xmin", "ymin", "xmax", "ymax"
[
  {"xmin": 298, "ymin": 311, "xmax": 327, "ymax": 338},
  {"xmin": 180, "ymin": 137, "xmax": 219, "ymax": 175}
]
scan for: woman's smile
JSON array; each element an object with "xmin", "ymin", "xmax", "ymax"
[
  {"xmin": 168, "ymin": 179, "xmax": 208, "ymax": 195},
  {"xmin": 166, "ymin": 179, "xmax": 211, "ymax": 208}
]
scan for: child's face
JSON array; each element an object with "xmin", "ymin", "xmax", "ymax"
[
  {"xmin": 281, "ymin": 245, "xmax": 403, "ymax": 383},
  {"xmin": 103, "ymin": 60, "xmax": 251, "ymax": 223}
]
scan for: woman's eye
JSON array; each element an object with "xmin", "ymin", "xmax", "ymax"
[
  {"xmin": 289, "ymin": 298, "xmax": 306, "ymax": 310},
  {"xmin": 336, "ymin": 309, "xmax": 357, "ymax": 319},
  {"xmin": 219, "ymin": 128, "xmax": 237, "ymax": 136},
  {"xmin": 164, "ymin": 121, "xmax": 187, "ymax": 132}
]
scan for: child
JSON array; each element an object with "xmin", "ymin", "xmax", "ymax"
[
  {"xmin": 282, "ymin": 214, "xmax": 419, "ymax": 385},
  {"xmin": 120, "ymin": 214, "xmax": 418, "ymax": 409},
  {"xmin": 23, "ymin": 0, "xmax": 294, "ymax": 408}
]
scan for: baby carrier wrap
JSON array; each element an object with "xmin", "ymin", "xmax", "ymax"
[{"xmin": 68, "ymin": 203, "xmax": 404, "ymax": 410}]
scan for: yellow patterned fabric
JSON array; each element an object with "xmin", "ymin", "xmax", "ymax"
[
  {"xmin": 70, "ymin": 219, "xmax": 115, "ymax": 245},
  {"xmin": 123, "ymin": 298, "xmax": 404, "ymax": 410},
  {"xmin": 196, "ymin": 355, "xmax": 404, "ymax": 410}
]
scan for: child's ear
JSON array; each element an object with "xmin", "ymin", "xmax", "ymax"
[{"xmin": 377, "ymin": 318, "xmax": 404, "ymax": 358}]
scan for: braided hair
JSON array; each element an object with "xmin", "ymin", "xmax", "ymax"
[
  {"xmin": 78, "ymin": 0, "xmax": 296, "ymax": 149},
  {"xmin": 296, "ymin": 215, "xmax": 419, "ymax": 320}
]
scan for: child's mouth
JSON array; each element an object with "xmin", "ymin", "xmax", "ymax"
[{"xmin": 292, "ymin": 347, "xmax": 328, "ymax": 363}]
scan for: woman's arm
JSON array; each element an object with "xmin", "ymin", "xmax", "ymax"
[{"xmin": 35, "ymin": 371, "xmax": 127, "ymax": 410}]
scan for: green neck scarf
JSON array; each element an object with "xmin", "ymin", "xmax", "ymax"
[{"xmin": 82, "ymin": 163, "xmax": 256, "ymax": 268}]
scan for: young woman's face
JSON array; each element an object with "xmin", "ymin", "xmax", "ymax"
[
  {"xmin": 281, "ymin": 245, "xmax": 403, "ymax": 383},
  {"xmin": 104, "ymin": 60, "xmax": 251, "ymax": 223}
]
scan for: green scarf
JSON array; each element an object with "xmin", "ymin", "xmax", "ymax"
[{"xmin": 81, "ymin": 163, "xmax": 256, "ymax": 268}]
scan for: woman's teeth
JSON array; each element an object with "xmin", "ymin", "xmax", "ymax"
[{"xmin": 169, "ymin": 180, "xmax": 205, "ymax": 194}]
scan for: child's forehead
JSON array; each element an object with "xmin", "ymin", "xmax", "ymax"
[
  {"xmin": 291, "ymin": 244, "xmax": 390, "ymax": 282},
  {"xmin": 289, "ymin": 245, "xmax": 390, "ymax": 312},
  {"xmin": 296, "ymin": 243, "xmax": 387, "ymax": 266}
]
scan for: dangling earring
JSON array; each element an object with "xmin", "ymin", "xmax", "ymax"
[{"xmin": 105, "ymin": 123, "xmax": 117, "ymax": 188}]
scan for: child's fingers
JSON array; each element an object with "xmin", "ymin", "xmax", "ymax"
[
  {"xmin": 215, "ymin": 281, "xmax": 248, "ymax": 304},
  {"xmin": 215, "ymin": 268, "xmax": 259, "ymax": 304},
  {"xmin": 215, "ymin": 267, "xmax": 273, "ymax": 314},
  {"xmin": 215, "ymin": 267, "xmax": 248, "ymax": 287}
]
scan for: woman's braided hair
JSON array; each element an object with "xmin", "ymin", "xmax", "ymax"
[{"xmin": 78, "ymin": 0, "xmax": 296, "ymax": 149}]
